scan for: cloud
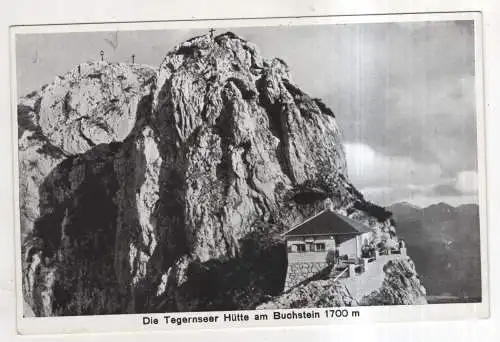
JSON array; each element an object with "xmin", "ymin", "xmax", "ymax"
[
  {"xmin": 311, "ymin": 21, "xmax": 478, "ymax": 177},
  {"xmin": 345, "ymin": 142, "xmax": 479, "ymax": 206},
  {"xmin": 432, "ymin": 184, "xmax": 463, "ymax": 196},
  {"xmin": 455, "ymin": 170, "xmax": 478, "ymax": 194},
  {"xmin": 397, "ymin": 194, "xmax": 478, "ymax": 208},
  {"xmin": 344, "ymin": 142, "xmax": 444, "ymax": 188},
  {"xmin": 359, "ymin": 183, "xmax": 478, "ymax": 208},
  {"xmin": 360, "ymin": 184, "xmax": 430, "ymax": 206}
]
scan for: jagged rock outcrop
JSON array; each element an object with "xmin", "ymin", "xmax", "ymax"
[
  {"xmin": 20, "ymin": 33, "xmax": 417, "ymax": 316},
  {"xmin": 359, "ymin": 258, "xmax": 427, "ymax": 305},
  {"xmin": 18, "ymin": 62, "xmax": 156, "ymax": 240},
  {"xmin": 256, "ymin": 280, "xmax": 357, "ymax": 309},
  {"xmin": 150, "ymin": 33, "xmax": 349, "ymax": 262}
]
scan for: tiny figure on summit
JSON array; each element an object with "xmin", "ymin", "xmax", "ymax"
[
  {"xmin": 209, "ymin": 28, "xmax": 216, "ymax": 39},
  {"xmin": 100, "ymin": 50, "xmax": 104, "ymax": 61},
  {"xmin": 131, "ymin": 54, "xmax": 135, "ymax": 64}
]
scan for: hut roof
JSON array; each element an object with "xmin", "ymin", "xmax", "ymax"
[{"xmin": 282, "ymin": 209, "xmax": 373, "ymax": 237}]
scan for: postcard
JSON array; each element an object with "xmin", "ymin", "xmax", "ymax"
[{"xmin": 10, "ymin": 12, "xmax": 488, "ymax": 334}]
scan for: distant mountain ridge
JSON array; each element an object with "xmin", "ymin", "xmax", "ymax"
[{"xmin": 388, "ymin": 201, "xmax": 481, "ymax": 301}]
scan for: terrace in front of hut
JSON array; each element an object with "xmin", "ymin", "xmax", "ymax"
[{"xmin": 282, "ymin": 203, "xmax": 407, "ymax": 293}]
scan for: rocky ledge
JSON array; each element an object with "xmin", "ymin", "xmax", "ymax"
[{"xmin": 257, "ymin": 257, "xmax": 427, "ymax": 309}]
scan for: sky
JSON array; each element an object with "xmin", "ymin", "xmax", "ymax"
[{"xmin": 15, "ymin": 20, "xmax": 479, "ymax": 208}]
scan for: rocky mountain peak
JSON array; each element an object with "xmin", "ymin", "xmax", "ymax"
[
  {"xmin": 156, "ymin": 32, "xmax": 273, "ymax": 88},
  {"xmin": 20, "ymin": 32, "xmax": 424, "ymax": 316},
  {"xmin": 18, "ymin": 61, "xmax": 156, "ymax": 244},
  {"xmin": 19, "ymin": 61, "xmax": 156, "ymax": 155},
  {"xmin": 144, "ymin": 32, "xmax": 355, "ymax": 265}
]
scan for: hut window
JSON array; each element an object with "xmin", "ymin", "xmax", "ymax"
[
  {"xmin": 315, "ymin": 243, "xmax": 326, "ymax": 252},
  {"xmin": 295, "ymin": 244, "xmax": 306, "ymax": 252}
]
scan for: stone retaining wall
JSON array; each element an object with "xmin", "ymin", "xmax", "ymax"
[{"xmin": 284, "ymin": 262, "xmax": 329, "ymax": 292}]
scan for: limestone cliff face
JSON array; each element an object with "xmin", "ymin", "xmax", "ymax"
[
  {"xmin": 150, "ymin": 33, "xmax": 349, "ymax": 262},
  {"xmin": 20, "ymin": 33, "xmax": 420, "ymax": 316},
  {"xmin": 18, "ymin": 62, "xmax": 156, "ymax": 240}
]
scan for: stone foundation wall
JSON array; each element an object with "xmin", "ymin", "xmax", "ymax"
[{"xmin": 284, "ymin": 261, "xmax": 328, "ymax": 292}]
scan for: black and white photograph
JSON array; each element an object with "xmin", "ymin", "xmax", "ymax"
[{"xmin": 11, "ymin": 12, "xmax": 487, "ymax": 333}]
